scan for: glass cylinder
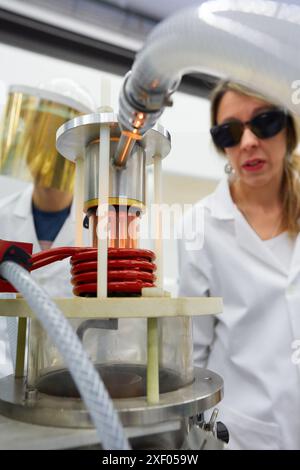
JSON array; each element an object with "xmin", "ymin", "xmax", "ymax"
[{"xmin": 26, "ymin": 315, "xmax": 194, "ymax": 399}]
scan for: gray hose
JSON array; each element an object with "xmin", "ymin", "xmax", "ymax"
[{"xmin": 0, "ymin": 261, "xmax": 130, "ymax": 450}]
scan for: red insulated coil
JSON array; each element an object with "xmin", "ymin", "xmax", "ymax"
[
  {"xmin": 31, "ymin": 247, "xmax": 156, "ymax": 296},
  {"xmin": 71, "ymin": 248, "xmax": 156, "ymax": 296}
]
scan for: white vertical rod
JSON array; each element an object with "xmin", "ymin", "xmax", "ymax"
[
  {"xmin": 97, "ymin": 124, "xmax": 110, "ymax": 298},
  {"xmin": 100, "ymin": 77, "xmax": 111, "ymax": 109},
  {"xmin": 146, "ymin": 154, "xmax": 162, "ymax": 405},
  {"xmin": 74, "ymin": 157, "xmax": 85, "ymax": 247},
  {"xmin": 97, "ymin": 77, "xmax": 112, "ymax": 298},
  {"xmin": 153, "ymin": 155, "xmax": 163, "ymax": 289}
]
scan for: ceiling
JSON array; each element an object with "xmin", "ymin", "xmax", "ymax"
[
  {"xmin": 101, "ymin": 0, "xmax": 201, "ymax": 20},
  {"xmin": 0, "ymin": 0, "xmax": 218, "ymax": 96}
]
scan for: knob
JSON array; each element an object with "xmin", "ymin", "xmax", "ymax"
[{"xmin": 216, "ymin": 421, "xmax": 230, "ymax": 444}]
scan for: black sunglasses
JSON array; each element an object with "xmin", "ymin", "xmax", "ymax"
[{"xmin": 210, "ymin": 109, "xmax": 287, "ymax": 148}]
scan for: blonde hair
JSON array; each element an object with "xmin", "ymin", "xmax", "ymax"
[{"xmin": 210, "ymin": 80, "xmax": 300, "ymax": 236}]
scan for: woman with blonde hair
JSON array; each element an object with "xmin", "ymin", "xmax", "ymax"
[{"xmin": 178, "ymin": 80, "xmax": 300, "ymax": 449}]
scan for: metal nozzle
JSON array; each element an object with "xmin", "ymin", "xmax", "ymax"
[
  {"xmin": 114, "ymin": 132, "xmax": 137, "ymax": 167},
  {"xmin": 114, "ymin": 129, "xmax": 143, "ymax": 167}
]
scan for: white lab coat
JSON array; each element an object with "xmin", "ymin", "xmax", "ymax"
[
  {"xmin": 0, "ymin": 185, "xmax": 89, "ymax": 377},
  {"xmin": 178, "ymin": 178, "xmax": 300, "ymax": 450}
]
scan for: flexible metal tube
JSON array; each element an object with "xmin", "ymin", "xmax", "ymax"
[{"xmin": 118, "ymin": 0, "xmax": 300, "ymax": 137}]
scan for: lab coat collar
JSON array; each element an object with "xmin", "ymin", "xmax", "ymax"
[
  {"xmin": 233, "ymin": 205, "xmax": 288, "ymax": 275},
  {"xmin": 13, "ymin": 185, "xmax": 34, "ymax": 219},
  {"xmin": 13, "ymin": 184, "xmax": 75, "ymax": 222},
  {"xmin": 203, "ymin": 177, "xmax": 235, "ymax": 220},
  {"xmin": 12, "ymin": 184, "xmax": 76, "ymax": 250},
  {"xmin": 204, "ymin": 178, "xmax": 288, "ymax": 275},
  {"xmin": 289, "ymin": 235, "xmax": 300, "ymax": 282}
]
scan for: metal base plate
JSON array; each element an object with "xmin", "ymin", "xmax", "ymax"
[{"xmin": 0, "ymin": 367, "xmax": 223, "ymax": 429}]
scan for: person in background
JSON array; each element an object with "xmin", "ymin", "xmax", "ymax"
[
  {"xmin": 178, "ymin": 80, "xmax": 300, "ymax": 450},
  {"xmin": 0, "ymin": 182, "xmax": 76, "ymax": 297},
  {"xmin": 0, "ymin": 183, "xmax": 79, "ymax": 378},
  {"xmin": 0, "ymin": 79, "xmax": 94, "ymax": 378}
]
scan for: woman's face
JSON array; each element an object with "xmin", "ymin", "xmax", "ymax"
[{"xmin": 216, "ymin": 91, "xmax": 288, "ymax": 188}]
